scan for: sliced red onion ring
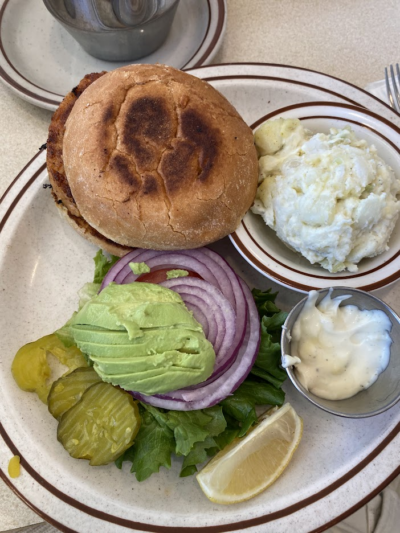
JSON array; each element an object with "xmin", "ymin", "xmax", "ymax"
[
  {"xmin": 100, "ymin": 247, "xmax": 260, "ymax": 410},
  {"xmin": 101, "ymin": 249, "xmax": 142, "ymax": 290},
  {"xmin": 183, "ymin": 300, "xmax": 210, "ymax": 340},
  {"xmin": 200, "ymin": 248, "xmax": 245, "ymax": 314},
  {"xmin": 115, "ymin": 250, "xmax": 164, "ymax": 284},
  {"xmin": 160, "ymin": 278, "xmax": 236, "ymax": 367},
  {"xmin": 187, "ymin": 300, "xmax": 246, "ymax": 387},
  {"xmin": 201, "ymin": 249, "xmax": 248, "ymax": 368},
  {"xmin": 181, "ymin": 249, "xmax": 248, "ymax": 348},
  {"xmin": 177, "ymin": 294, "xmax": 215, "ymax": 345},
  {"xmin": 120, "ymin": 252, "xmax": 221, "ymax": 286},
  {"xmin": 131, "ymin": 279, "xmax": 260, "ymax": 411},
  {"xmin": 179, "ymin": 249, "xmax": 235, "ymax": 308},
  {"xmin": 102, "ymin": 248, "xmax": 245, "ymax": 333},
  {"xmin": 102, "ymin": 248, "xmax": 239, "ymax": 309}
]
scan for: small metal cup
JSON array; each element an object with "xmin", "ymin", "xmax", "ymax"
[
  {"xmin": 281, "ymin": 287, "xmax": 400, "ymax": 418},
  {"xmin": 43, "ymin": 0, "xmax": 180, "ymax": 61}
]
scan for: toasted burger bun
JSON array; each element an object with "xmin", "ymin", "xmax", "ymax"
[
  {"xmin": 47, "ymin": 72, "xmax": 131, "ymax": 256},
  {"xmin": 49, "ymin": 64, "xmax": 258, "ymax": 251},
  {"xmin": 56, "ymin": 202, "xmax": 132, "ymax": 257}
]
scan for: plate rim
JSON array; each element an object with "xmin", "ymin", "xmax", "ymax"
[
  {"xmin": 1, "ymin": 419, "xmax": 400, "ymax": 533},
  {"xmin": 231, "ymin": 100, "xmax": 400, "ymax": 293},
  {"xmin": 1, "ymin": 65, "xmax": 400, "ymax": 533},
  {"xmin": 0, "ymin": 0, "xmax": 227, "ymax": 110}
]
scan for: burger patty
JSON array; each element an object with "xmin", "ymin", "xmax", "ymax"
[
  {"xmin": 47, "ymin": 72, "xmax": 106, "ymax": 216},
  {"xmin": 47, "ymin": 72, "xmax": 131, "ymax": 255}
]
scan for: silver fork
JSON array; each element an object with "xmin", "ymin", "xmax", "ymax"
[{"xmin": 385, "ymin": 64, "xmax": 400, "ymax": 113}]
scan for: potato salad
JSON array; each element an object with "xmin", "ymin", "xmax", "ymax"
[{"xmin": 251, "ymin": 118, "xmax": 400, "ymax": 272}]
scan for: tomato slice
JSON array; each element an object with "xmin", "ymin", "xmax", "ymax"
[{"xmin": 136, "ymin": 268, "xmax": 202, "ymax": 284}]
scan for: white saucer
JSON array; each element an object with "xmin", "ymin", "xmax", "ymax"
[{"xmin": 0, "ymin": 0, "xmax": 226, "ymax": 110}]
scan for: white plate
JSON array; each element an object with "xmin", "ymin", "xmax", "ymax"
[
  {"xmin": 0, "ymin": 0, "xmax": 226, "ymax": 110},
  {"xmin": 365, "ymin": 78, "xmax": 388, "ymax": 104},
  {"xmin": 1, "ymin": 64, "xmax": 400, "ymax": 533},
  {"xmin": 231, "ymin": 102, "xmax": 400, "ymax": 293}
]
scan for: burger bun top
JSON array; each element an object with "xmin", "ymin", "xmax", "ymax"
[{"xmin": 62, "ymin": 64, "xmax": 258, "ymax": 250}]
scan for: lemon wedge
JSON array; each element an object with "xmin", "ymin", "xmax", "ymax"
[{"xmin": 196, "ymin": 403, "xmax": 303, "ymax": 504}]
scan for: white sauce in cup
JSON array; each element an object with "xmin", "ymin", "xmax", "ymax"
[{"xmin": 283, "ymin": 290, "xmax": 392, "ymax": 400}]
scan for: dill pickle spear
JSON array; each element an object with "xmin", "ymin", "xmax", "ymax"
[
  {"xmin": 48, "ymin": 367, "xmax": 102, "ymax": 420},
  {"xmin": 57, "ymin": 382, "xmax": 140, "ymax": 466}
]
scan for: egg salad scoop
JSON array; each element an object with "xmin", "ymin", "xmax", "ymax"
[{"xmin": 251, "ymin": 118, "xmax": 400, "ymax": 273}]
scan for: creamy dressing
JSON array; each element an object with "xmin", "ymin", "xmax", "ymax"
[{"xmin": 285, "ymin": 290, "xmax": 392, "ymax": 400}]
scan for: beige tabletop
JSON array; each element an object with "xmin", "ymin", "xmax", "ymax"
[{"xmin": 1, "ymin": 0, "xmax": 400, "ymax": 531}]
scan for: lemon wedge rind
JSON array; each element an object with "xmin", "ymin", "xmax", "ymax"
[{"xmin": 196, "ymin": 403, "xmax": 303, "ymax": 504}]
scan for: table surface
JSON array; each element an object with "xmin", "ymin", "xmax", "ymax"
[{"xmin": 1, "ymin": 0, "xmax": 400, "ymax": 531}]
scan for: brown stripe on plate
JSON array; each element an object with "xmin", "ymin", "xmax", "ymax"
[
  {"xmin": 240, "ymin": 213, "xmax": 400, "ymax": 288},
  {"xmin": 0, "ymin": 0, "xmax": 64, "ymax": 102},
  {"xmin": 202, "ymin": 75, "xmax": 362, "ymax": 107},
  {"xmin": 1, "ymin": 416, "xmax": 399, "ymax": 532},
  {"xmin": 0, "ymin": 91, "xmax": 399, "ymax": 531},
  {"xmin": 251, "ymin": 100, "xmax": 400, "ymax": 135},
  {"xmin": 230, "ymin": 230, "xmax": 317, "ymax": 292},
  {"xmin": 0, "ymin": 152, "xmax": 44, "ymax": 205},
  {"xmin": 182, "ymin": 0, "xmax": 211, "ymax": 69},
  {"xmin": 310, "ymin": 465, "xmax": 400, "ymax": 533},
  {"xmin": 0, "ymin": 163, "xmax": 45, "ymax": 234},
  {"xmin": 0, "ymin": 0, "xmax": 225, "ymax": 105},
  {"xmin": 231, "ymin": 103, "xmax": 400, "ymax": 291},
  {"xmin": 0, "ymin": 466, "xmax": 77, "ymax": 533},
  {"xmin": 194, "ymin": 62, "xmax": 400, "ymax": 119},
  {"xmin": 185, "ymin": 0, "xmax": 226, "ymax": 69},
  {"xmin": 0, "ymin": 62, "xmax": 61, "ymax": 107},
  {"xmin": 1, "ymin": 156, "xmax": 400, "ymax": 531}
]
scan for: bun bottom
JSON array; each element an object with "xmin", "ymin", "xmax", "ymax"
[{"xmin": 54, "ymin": 201, "xmax": 132, "ymax": 257}]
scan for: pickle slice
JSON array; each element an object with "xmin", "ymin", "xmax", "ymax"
[
  {"xmin": 48, "ymin": 367, "xmax": 102, "ymax": 420},
  {"xmin": 11, "ymin": 333, "xmax": 88, "ymax": 403},
  {"xmin": 57, "ymin": 382, "xmax": 140, "ymax": 466}
]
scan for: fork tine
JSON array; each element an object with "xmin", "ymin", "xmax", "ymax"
[
  {"xmin": 385, "ymin": 65, "xmax": 400, "ymax": 114},
  {"xmin": 390, "ymin": 64, "xmax": 400, "ymax": 112},
  {"xmin": 396, "ymin": 63, "xmax": 400, "ymax": 89},
  {"xmin": 385, "ymin": 67, "xmax": 395, "ymax": 110}
]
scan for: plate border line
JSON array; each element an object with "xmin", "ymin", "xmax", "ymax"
[
  {"xmin": 0, "ymin": 0, "xmax": 226, "ymax": 105},
  {"xmin": 193, "ymin": 62, "xmax": 400, "ymax": 121},
  {"xmin": 0, "ymin": 0, "xmax": 63, "ymax": 104},
  {"xmin": 202, "ymin": 74, "xmax": 362, "ymax": 106},
  {"xmin": 0, "ymin": 164, "xmax": 43, "ymax": 234},
  {"xmin": 0, "ymin": 465, "xmax": 78, "ymax": 533},
  {"xmin": 1, "ymin": 75, "xmax": 400, "ymax": 532},
  {"xmin": 0, "ymin": 151, "xmax": 45, "ymax": 206},
  {"xmin": 183, "ymin": 0, "xmax": 225, "ymax": 69},
  {"xmin": 181, "ymin": 0, "xmax": 211, "ymax": 69},
  {"xmin": 0, "ymin": 418, "xmax": 399, "ymax": 532},
  {"xmin": 230, "ymin": 102, "xmax": 400, "ymax": 291}
]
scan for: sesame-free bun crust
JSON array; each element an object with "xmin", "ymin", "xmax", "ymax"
[
  {"xmin": 55, "ymin": 202, "xmax": 132, "ymax": 257},
  {"xmin": 63, "ymin": 64, "xmax": 258, "ymax": 250}
]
